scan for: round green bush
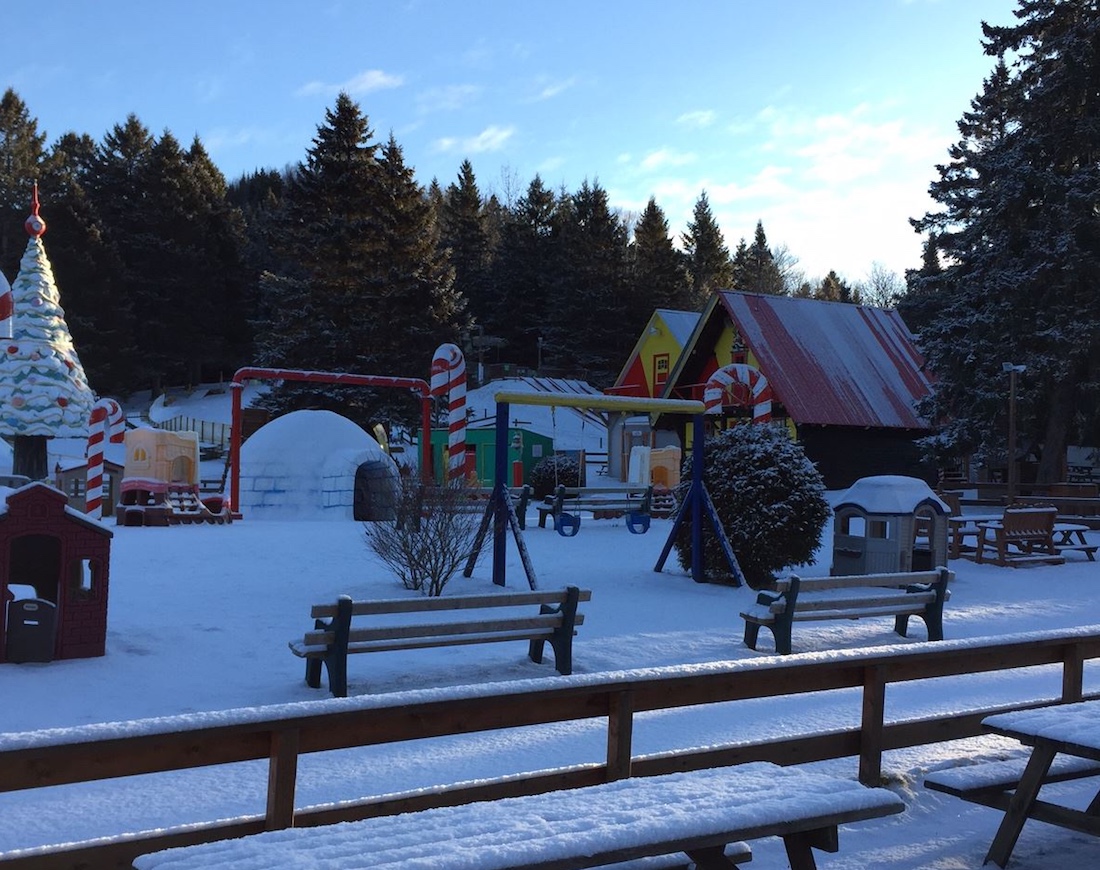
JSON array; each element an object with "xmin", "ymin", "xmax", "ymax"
[
  {"xmin": 675, "ymin": 424, "xmax": 830, "ymax": 588},
  {"xmin": 528, "ymin": 453, "xmax": 581, "ymax": 498}
]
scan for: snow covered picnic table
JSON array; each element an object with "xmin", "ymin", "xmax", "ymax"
[
  {"xmin": 927, "ymin": 700, "xmax": 1100, "ymax": 868},
  {"xmin": 131, "ymin": 762, "xmax": 905, "ymax": 870}
]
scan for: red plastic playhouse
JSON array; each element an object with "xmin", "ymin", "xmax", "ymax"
[{"xmin": 0, "ymin": 482, "xmax": 113, "ymax": 663}]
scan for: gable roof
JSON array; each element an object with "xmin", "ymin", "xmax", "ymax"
[
  {"xmin": 612, "ymin": 309, "xmax": 701, "ymax": 397},
  {"xmin": 666, "ymin": 292, "xmax": 934, "ymax": 430}
]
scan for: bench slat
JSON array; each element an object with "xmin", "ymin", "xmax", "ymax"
[
  {"xmin": 312, "ymin": 590, "xmax": 592, "ymax": 619},
  {"xmin": 303, "ymin": 613, "xmax": 586, "ymax": 647},
  {"xmin": 925, "ymin": 754, "xmax": 1100, "ymax": 798}
]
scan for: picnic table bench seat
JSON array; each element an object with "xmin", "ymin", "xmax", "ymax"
[
  {"xmin": 924, "ymin": 753, "xmax": 1100, "ymax": 808},
  {"xmin": 132, "ymin": 762, "xmax": 904, "ymax": 870},
  {"xmin": 975, "ymin": 507, "xmax": 1065, "ymax": 567},
  {"xmin": 741, "ymin": 568, "xmax": 953, "ymax": 656},
  {"xmin": 290, "ymin": 586, "xmax": 590, "ymax": 698}
]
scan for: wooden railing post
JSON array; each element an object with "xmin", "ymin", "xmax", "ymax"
[
  {"xmin": 607, "ymin": 688, "xmax": 635, "ymax": 781},
  {"xmin": 859, "ymin": 665, "xmax": 887, "ymax": 786},
  {"xmin": 1062, "ymin": 642, "xmax": 1085, "ymax": 703},
  {"xmin": 266, "ymin": 727, "xmax": 300, "ymax": 830}
]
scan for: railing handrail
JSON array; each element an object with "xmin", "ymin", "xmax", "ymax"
[{"xmin": 3, "ymin": 625, "xmax": 1100, "ymax": 867}]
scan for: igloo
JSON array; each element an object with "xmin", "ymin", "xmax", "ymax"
[{"xmin": 238, "ymin": 410, "xmax": 399, "ymax": 520}]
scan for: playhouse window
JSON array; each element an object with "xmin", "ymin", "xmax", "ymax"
[
  {"xmin": 69, "ymin": 559, "xmax": 98, "ymax": 601},
  {"xmin": 841, "ymin": 515, "xmax": 866, "ymax": 537},
  {"xmin": 868, "ymin": 519, "xmax": 890, "ymax": 539}
]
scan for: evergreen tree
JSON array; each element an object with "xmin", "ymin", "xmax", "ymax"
[
  {"xmin": 742, "ymin": 220, "xmax": 786, "ymax": 295},
  {"xmin": 489, "ymin": 175, "xmax": 558, "ymax": 368},
  {"xmin": 546, "ymin": 179, "xmax": 630, "ymax": 385},
  {"xmin": 0, "ymin": 90, "xmax": 47, "ymax": 278},
  {"xmin": 814, "ymin": 270, "xmax": 858, "ymax": 303},
  {"xmin": 441, "ymin": 160, "xmax": 494, "ymax": 329},
  {"xmin": 682, "ymin": 191, "xmax": 732, "ymax": 305},
  {"xmin": 254, "ymin": 96, "xmax": 466, "ymax": 429},
  {"xmin": 910, "ymin": 1, "xmax": 1100, "ymax": 481},
  {"xmin": 629, "ymin": 196, "xmax": 691, "ymax": 312},
  {"xmin": 39, "ymin": 132, "xmax": 135, "ymax": 396}
]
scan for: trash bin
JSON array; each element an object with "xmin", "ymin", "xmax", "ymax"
[{"xmin": 5, "ymin": 598, "xmax": 57, "ymax": 663}]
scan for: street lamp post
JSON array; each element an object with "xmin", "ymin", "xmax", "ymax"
[{"xmin": 1002, "ymin": 362, "xmax": 1026, "ymax": 501}]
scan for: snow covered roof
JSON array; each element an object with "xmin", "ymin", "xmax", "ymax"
[
  {"xmin": 833, "ymin": 475, "xmax": 949, "ymax": 515},
  {"xmin": 464, "ymin": 377, "xmax": 608, "ymax": 452},
  {"xmin": 718, "ymin": 292, "xmax": 934, "ymax": 430},
  {"xmin": 656, "ymin": 309, "xmax": 701, "ymax": 346}
]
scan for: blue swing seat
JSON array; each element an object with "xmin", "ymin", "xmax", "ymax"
[{"xmin": 555, "ymin": 512, "xmax": 582, "ymax": 537}]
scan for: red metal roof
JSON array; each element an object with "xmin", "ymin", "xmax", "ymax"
[{"xmin": 719, "ymin": 292, "xmax": 934, "ymax": 429}]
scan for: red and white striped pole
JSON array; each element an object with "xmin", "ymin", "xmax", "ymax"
[
  {"xmin": 704, "ymin": 363, "xmax": 773, "ymax": 423},
  {"xmin": 86, "ymin": 398, "xmax": 125, "ymax": 518},
  {"xmin": 430, "ymin": 343, "xmax": 467, "ymax": 482}
]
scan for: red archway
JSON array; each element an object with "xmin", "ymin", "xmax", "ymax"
[{"xmin": 228, "ymin": 367, "xmax": 433, "ymax": 516}]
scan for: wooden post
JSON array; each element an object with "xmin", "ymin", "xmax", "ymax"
[
  {"xmin": 859, "ymin": 665, "xmax": 887, "ymax": 786},
  {"xmin": 607, "ymin": 688, "xmax": 635, "ymax": 781},
  {"xmin": 266, "ymin": 728, "xmax": 300, "ymax": 830}
]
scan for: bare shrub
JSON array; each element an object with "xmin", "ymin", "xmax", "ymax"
[{"xmin": 363, "ymin": 478, "xmax": 484, "ymax": 596}]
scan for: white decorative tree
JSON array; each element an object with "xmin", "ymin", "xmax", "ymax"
[{"xmin": 0, "ymin": 185, "xmax": 95, "ymax": 479}]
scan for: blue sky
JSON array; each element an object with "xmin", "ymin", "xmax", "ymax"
[{"xmin": 5, "ymin": 0, "xmax": 1013, "ymax": 283}]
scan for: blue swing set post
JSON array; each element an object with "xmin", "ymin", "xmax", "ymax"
[{"xmin": 653, "ymin": 414, "xmax": 745, "ymax": 586}]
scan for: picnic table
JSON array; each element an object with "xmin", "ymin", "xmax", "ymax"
[
  {"xmin": 981, "ymin": 701, "xmax": 1100, "ymax": 867},
  {"xmin": 947, "ymin": 513, "xmax": 1002, "ymax": 559}
]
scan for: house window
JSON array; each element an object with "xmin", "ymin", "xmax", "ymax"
[{"xmin": 69, "ymin": 559, "xmax": 98, "ymax": 601}]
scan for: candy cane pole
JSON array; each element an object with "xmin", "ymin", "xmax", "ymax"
[
  {"xmin": 430, "ymin": 343, "xmax": 467, "ymax": 482},
  {"xmin": 86, "ymin": 398, "xmax": 125, "ymax": 518},
  {"xmin": 704, "ymin": 363, "xmax": 773, "ymax": 423}
]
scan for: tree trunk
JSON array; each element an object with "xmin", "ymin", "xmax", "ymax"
[
  {"xmin": 1036, "ymin": 376, "xmax": 1076, "ymax": 484},
  {"xmin": 12, "ymin": 435, "xmax": 49, "ymax": 481}
]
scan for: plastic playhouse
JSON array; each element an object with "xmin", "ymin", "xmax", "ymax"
[{"xmin": 116, "ymin": 429, "xmax": 230, "ymax": 526}]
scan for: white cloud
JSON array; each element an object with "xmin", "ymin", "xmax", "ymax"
[
  {"xmin": 676, "ymin": 109, "xmax": 716, "ymax": 128},
  {"xmin": 433, "ymin": 124, "xmax": 516, "ymax": 154},
  {"xmin": 640, "ymin": 148, "xmax": 697, "ymax": 170},
  {"xmin": 534, "ymin": 76, "xmax": 577, "ymax": 101},
  {"xmin": 295, "ymin": 69, "xmax": 403, "ymax": 98},
  {"xmin": 416, "ymin": 84, "xmax": 481, "ymax": 113}
]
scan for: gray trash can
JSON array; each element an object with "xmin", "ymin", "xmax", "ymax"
[{"xmin": 5, "ymin": 598, "xmax": 56, "ymax": 663}]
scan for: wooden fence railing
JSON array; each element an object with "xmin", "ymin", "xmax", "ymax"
[
  {"xmin": 2, "ymin": 626, "xmax": 1100, "ymax": 868},
  {"xmin": 154, "ymin": 415, "xmax": 231, "ymax": 450}
]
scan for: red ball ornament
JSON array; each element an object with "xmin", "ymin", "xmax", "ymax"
[
  {"xmin": 6, "ymin": 345, "xmax": 16, "ymax": 355},
  {"xmin": 25, "ymin": 214, "xmax": 46, "ymax": 237},
  {"xmin": 57, "ymin": 397, "xmax": 68, "ymax": 407}
]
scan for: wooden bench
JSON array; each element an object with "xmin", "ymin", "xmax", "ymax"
[
  {"xmin": 925, "ymin": 752, "xmax": 1100, "ymax": 808},
  {"xmin": 741, "ymin": 567, "xmax": 953, "ymax": 656},
  {"xmin": 289, "ymin": 586, "xmax": 590, "ymax": 697},
  {"xmin": 132, "ymin": 761, "xmax": 905, "ymax": 869},
  {"xmin": 1013, "ymin": 495, "xmax": 1100, "ymax": 530},
  {"xmin": 975, "ymin": 507, "xmax": 1064, "ymax": 567},
  {"xmin": 537, "ymin": 484, "xmax": 653, "ymax": 535}
]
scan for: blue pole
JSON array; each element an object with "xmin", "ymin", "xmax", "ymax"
[{"xmin": 493, "ymin": 401, "xmax": 510, "ymax": 586}]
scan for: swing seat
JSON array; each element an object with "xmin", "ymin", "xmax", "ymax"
[
  {"xmin": 555, "ymin": 511, "xmax": 582, "ymax": 537},
  {"xmin": 626, "ymin": 511, "xmax": 650, "ymax": 535}
]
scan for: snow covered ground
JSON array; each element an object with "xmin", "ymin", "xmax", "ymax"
[{"xmin": 2, "ymin": 492, "xmax": 1100, "ymax": 868}]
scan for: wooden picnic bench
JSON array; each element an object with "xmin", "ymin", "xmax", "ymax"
[
  {"xmin": 741, "ymin": 567, "xmax": 953, "ymax": 656},
  {"xmin": 1012, "ymin": 494, "xmax": 1100, "ymax": 530},
  {"xmin": 289, "ymin": 586, "xmax": 590, "ymax": 697},
  {"xmin": 132, "ymin": 761, "xmax": 905, "ymax": 870},
  {"xmin": 975, "ymin": 507, "xmax": 1065, "ymax": 567},
  {"xmin": 924, "ymin": 701, "xmax": 1100, "ymax": 867},
  {"xmin": 537, "ymin": 484, "xmax": 653, "ymax": 535}
]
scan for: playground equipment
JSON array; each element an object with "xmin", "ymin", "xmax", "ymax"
[
  {"xmin": 228, "ymin": 367, "xmax": 434, "ymax": 518},
  {"xmin": 464, "ymin": 391, "xmax": 744, "ymax": 588},
  {"xmin": 116, "ymin": 429, "xmax": 230, "ymax": 525}
]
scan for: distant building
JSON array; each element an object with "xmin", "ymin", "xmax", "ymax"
[{"xmin": 659, "ymin": 291, "xmax": 937, "ymax": 489}]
